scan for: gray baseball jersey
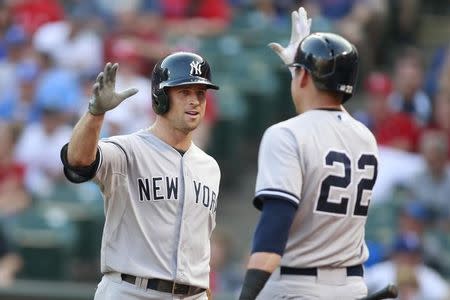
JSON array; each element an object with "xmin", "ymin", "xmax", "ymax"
[
  {"xmin": 255, "ymin": 109, "xmax": 378, "ymax": 268},
  {"xmin": 93, "ymin": 129, "xmax": 220, "ymax": 289}
]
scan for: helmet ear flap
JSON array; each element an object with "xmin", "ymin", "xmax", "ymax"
[{"xmin": 152, "ymin": 88, "xmax": 169, "ymax": 115}]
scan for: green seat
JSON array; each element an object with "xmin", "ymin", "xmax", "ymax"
[
  {"xmin": 9, "ymin": 206, "xmax": 78, "ymax": 280},
  {"xmin": 366, "ymin": 202, "xmax": 398, "ymax": 246}
]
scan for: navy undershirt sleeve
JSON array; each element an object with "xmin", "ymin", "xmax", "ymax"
[{"xmin": 251, "ymin": 198, "xmax": 298, "ymax": 255}]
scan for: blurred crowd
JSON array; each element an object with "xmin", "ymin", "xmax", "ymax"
[{"xmin": 0, "ymin": 0, "xmax": 448, "ymax": 299}]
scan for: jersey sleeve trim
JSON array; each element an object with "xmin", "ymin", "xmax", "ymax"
[
  {"xmin": 97, "ymin": 144, "xmax": 104, "ymax": 172},
  {"xmin": 254, "ymin": 188, "xmax": 300, "ymax": 210},
  {"xmin": 103, "ymin": 140, "xmax": 129, "ymax": 164}
]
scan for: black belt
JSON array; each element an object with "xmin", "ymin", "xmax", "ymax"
[
  {"xmin": 121, "ymin": 274, "xmax": 206, "ymax": 296},
  {"xmin": 280, "ymin": 264, "xmax": 364, "ymax": 277}
]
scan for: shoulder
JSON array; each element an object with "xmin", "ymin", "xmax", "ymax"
[
  {"xmin": 347, "ymin": 114, "xmax": 378, "ymax": 145},
  {"xmin": 262, "ymin": 119, "xmax": 299, "ymax": 142},
  {"xmin": 99, "ymin": 133, "xmax": 139, "ymax": 154},
  {"xmin": 101, "ymin": 132, "xmax": 141, "ymax": 144}
]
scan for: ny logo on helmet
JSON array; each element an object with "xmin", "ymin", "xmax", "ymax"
[{"xmin": 190, "ymin": 61, "xmax": 202, "ymax": 75}]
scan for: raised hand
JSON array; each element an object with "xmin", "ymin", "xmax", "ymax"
[
  {"xmin": 268, "ymin": 7, "xmax": 311, "ymax": 76},
  {"xmin": 88, "ymin": 62, "xmax": 139, "ymax": 115}
]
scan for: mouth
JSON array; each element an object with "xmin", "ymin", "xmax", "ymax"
[{"xmin": 185, "ymin": 111, "xmax": 200, "ymax": 116}]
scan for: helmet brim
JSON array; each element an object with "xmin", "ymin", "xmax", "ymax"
[{"xmin": 161, "ymin": 77, "xmax": 219, "ymax": 90}]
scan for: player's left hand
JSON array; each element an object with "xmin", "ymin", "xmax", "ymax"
[
  {"xmin": 88, "ymin": 62, "xmax": 139, "ymax": 115},
  {"xmin": 268, "ymin": 7, "xmax": 311, "ymax": 77}
]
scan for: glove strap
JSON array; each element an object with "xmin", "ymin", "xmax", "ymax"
[{"xmin": 88, "ymin": 98, "xmax": 105, "ymax": 116}]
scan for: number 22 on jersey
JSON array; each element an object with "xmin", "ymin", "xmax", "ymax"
[{"xmin": 314, "ymin": 150, "xmax": 378, "ymax": 217}]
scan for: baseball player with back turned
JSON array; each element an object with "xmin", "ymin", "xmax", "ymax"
[
  {"xmin": 239, "ymin": 8, "xmax": 379, "ymax": 300},
  {"xmin": 60, "ymin": 52, "xmax": 221, "ymax": 300}
]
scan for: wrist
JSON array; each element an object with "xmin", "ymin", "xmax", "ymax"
[
  {"xmin": 86, "ymin": 110, "xmax": 105, "ymax": 121},
  {"xmin": 88, "ymin": 104, "xmax": 106, "ymax": 117},
  {"xmin": 87, "ymin": 109, "xmax": 105, "ymax": 117},
  {"xmin": 239, "ymin": 269, "xmax": 271, "ymax": 300}
]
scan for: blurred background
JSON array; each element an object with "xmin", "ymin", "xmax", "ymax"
[{"xmin": 0, "ymin": 0, "xmax": 449, "ymax": 299}]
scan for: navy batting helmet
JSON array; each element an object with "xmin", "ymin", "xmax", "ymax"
[
  {"xmin": 288, "ymin": 32, "xmax": 359, "ymax": 103},
  {"xmin": 151, "ymin": 52, "xmax": 219, "ymax": 115}
]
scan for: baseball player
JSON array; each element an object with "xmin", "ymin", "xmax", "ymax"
[
  {"xmin": 239, "ymin": 8, "xmax": 379, "ymax": 300},
  {"xmin": 60, "ymin": 52, "xmax": 221, "ymax": 300}
]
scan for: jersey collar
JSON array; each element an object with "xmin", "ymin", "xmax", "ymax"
[{"xmin": 313, "ymin": 107, "xmax": 343, "ymax": 112}]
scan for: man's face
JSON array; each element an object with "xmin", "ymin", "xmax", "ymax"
[
  {"xmin": 394, "ymin": 60, "xmax": 423, "ymax": 99},
  {"xmin": 165, "ymin": 84, "xmax": 207, "ymax": 133}
]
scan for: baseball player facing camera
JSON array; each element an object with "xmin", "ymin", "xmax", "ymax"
[
  {"xmin": 239, "ymin": 8, "xmax": 379, "ymax": 300},
  {"xmin": 61, "ymin": 52, "xmax": 220, "ymax": 300}
]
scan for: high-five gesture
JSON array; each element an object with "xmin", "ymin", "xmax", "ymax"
[
  {"xmin": 88, "ymin": 62, "xmax": 139, "ymax": 115},
  {"xmin": 268, "ymin": 7, "xmax": 311, "ymax": 76}
]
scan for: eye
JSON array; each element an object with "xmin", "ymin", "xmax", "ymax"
[
  {"xmin": 197, "ymin": 90, "xmax": 206, "ymax": 99},
  {"xmin": 180, "ymin": 89, "xmax": 190, "ymax": 96}
]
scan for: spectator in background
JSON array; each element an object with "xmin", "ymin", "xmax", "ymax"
[
  {"xmin": 365, "ymin": 233, "xmax": 449, "ymax": 300},
  {"xmin": 0, "ymin": 61, "xmax": 39, "ymax": 125},
  {"xmin": 405, "ymin": 131, "xmax": 450, "ymax": 224},
  {"xmin": 0, "ymin": 16, "xmax": 31, "ymax": 96},
  {"xmin": 94, "ymin": 0, "xmax": 154, "ymax": 19},
  {"xmin": 14, "ymin": 104, "xmax": 72, "ymax": 199},
  {"xmin": 303, "ymin": 0, "xmax": 388, "ymax": 76},
  {"xmin": 32, "ymin": 11, "xmax": 103, "ymax": 76},
  {"xmin": 103, "ymin": 9, "xmax": 168, "ymax": 76},
  {"xmin": 398, "ymin": 202, "xmax": 429, "ymax": 238},
  {"xmin": 389, "ymin": 47, "xmax": 432, "ymax": 126},
  {"xmin": 425, "ymin": 88, "xmax": 450, "ymax": 159},
  {"xmin": 438, "ymin": 55, "xmax": 450, "ymax": 94},
  {"xmin": 162, "ymin": 0, "xmax": 232, "ymax": 38},
  {"xmin": 34, "ymin": 51, "xmax": 82, "ymax": 122},
  {"xmin": 243, "ymin": 0, "xmax": 295, "ymax": 29},
  {"xmin": 9, "ymin": 0, "xmax": 64, "ymax": 36},
  {"xmin": 0, "ymin": 122, "xmax": 30, "ymax": 217},
  {"xmin": 0, "ymin": 226, "xmax": 22, "ymax": 287},
  {"xmin": 396, "ymin": 202, "xmax": 443, "ymax": 272},
  {"xmin": 386, "ymin": 0, "xmax": 421, "ymax": 46},
  {"xmin": 356, "ymin": 72, "xmax": 420, "ymax": 152},
  {"xmin": 209, "ymin": 229, "xmax": 242, "ymax": 297},
  {"xmin": 0, "ymin": 1, "xmax": 24, "ymax": 59},
  {"xmin": 424, "ymin": 44, "xmax": 449, "ymax": 100}
]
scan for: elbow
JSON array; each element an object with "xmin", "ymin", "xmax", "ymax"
[
  {"xmin": 63, "ymin": 143, "xmax": 96, "ymax": 167},
  {"xmin": 67, "ymin": 153, "xmax": 96, "ymax": 167},
  {"xmin": 67, "ymin": 154, "xmax": 95, "ymax": 168},
  {"xmin": 61, "ymin": 143, "xmax": 100, "ymax": 184}
]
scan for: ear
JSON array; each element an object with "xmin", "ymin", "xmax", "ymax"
[{"xmin": 298, "ymin": 68, "xmax": 308, "ymax": 88}]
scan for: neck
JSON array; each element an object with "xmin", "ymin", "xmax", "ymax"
[
  {"xmin": 149, "ymin": 118, "xmax": 193, "ymax": 151},
  {"xmin": 297, "ymin": 94, "xmax": 342, "ymax": 113},
  {"xmin": 301, "ymin": 101, "xmax": 342, "ymax": 112}
]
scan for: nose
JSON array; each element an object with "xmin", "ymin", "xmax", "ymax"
[{"xmin": 188, "ymin": 94, "xmax": 201, "ymax": 106}]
